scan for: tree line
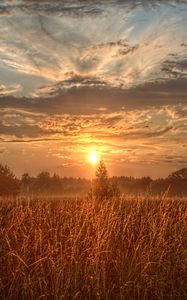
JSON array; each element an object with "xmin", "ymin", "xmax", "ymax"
[{"xmin": 0, "ymin": 162, "xmax": 187, "ymax": 197}]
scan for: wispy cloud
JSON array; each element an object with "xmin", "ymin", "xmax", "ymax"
[
  {"xmin": 0, "ymin": 0, "xmax": 187, "ymax": 95},
  {"xmin": 0, "ymin": 84, "xmax": 21, "ymax": 96},
  {"xmin": 0, "ymin": 105, "xmax": 186, "ymax": 161}
]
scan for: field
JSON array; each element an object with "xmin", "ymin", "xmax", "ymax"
[{"xmin": 0, "ymin": 196, "xmax": 186, "ymax": 300}]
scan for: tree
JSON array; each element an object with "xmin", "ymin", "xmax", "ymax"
[
  {"xmin": 35, "ymin": 171, "xmax": 51, "ymax": 194},
  {"xmin": 168, "ymin": 168, "xmax": 187, "ymax": 180},
  {"xmin": 89, "ymin": 160, "xmax": 120, "ymax": 201},
  {"xmin": 20, "ymin": 173, "xmax": 34, "ymax": 195},
  {"xmin": 93, "ymin": 160, "xmax": 109, "ymax": 201},
  {"xmin": 0, "ymin": 164, "xmax": 19, "ymax": 196},
  {"xmin": 167, "ymin": 168, "xmax": 187, "ymax": 196}
]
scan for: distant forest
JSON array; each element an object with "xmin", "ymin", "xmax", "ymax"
[{"xmin": 0, "ymin": 164, "xmax": 187, "ymax": 197}]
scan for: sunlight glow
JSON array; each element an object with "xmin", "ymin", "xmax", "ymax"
[{"xmin": 89, "ymin": 151, "xmax": 99, "ymax": 165}]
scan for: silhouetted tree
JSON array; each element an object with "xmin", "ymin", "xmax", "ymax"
[
  {"xmin": 0, "ymin": 164, "xmax": 19, "ymax": 196},
  {"xmin": 35, "ymin": 171, "xmax": 51, "ymax": 194},
  {"xmin": 93, "ymin": 160, "xmax": 109, "ymax": 201},
  {"xmin": 89, "ymin": 160, "xmax": 120, "ymax": 201},
  {"xmin": 15, "ymin": 167, "xmax": 187, "ymax": 197},
  {"xmin": 168, "ymin": 168, "xmax": 187, "ymax": 180},
  {"xmin": 20, "ymin": 173, "xmax": 34, "ymax": 195},
  {"xmin": 167, "ymin": 168, "xmax": 187, "ymax": 196}
]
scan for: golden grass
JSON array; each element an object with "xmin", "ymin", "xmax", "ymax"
[{"xmin": 0, "ymin": 196, "xmax": 186, "ymax": 300}]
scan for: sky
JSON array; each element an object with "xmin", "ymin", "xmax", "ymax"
[{"xmin": 0, "ymin": 0, "xmax": 187, "ymax": 178}]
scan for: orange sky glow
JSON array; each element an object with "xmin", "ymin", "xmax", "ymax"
[{"xmin": 0, "ymin": 0, "xmax": 187, "ymax": 178}]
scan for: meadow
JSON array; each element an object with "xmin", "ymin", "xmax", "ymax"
[{"xmin": 0, "ymin": 196, "xmax": 186, "ymax": 300}]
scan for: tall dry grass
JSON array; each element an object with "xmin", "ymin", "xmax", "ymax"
[{"xmin": 0, "ymin": 196, "xmax": 186, "ymax": 300}]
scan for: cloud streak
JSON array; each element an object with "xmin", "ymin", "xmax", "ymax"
[{"xmin": 0, "ymin": 84, "xmax": 21, "ymax": 96}]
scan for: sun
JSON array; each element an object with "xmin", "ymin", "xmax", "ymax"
[{"xmin": 89, "ymin": 151, "xmax": 99, "ymax": 165}]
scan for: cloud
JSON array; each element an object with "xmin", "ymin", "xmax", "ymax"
[
  {"xmin": 31, "ymin": 74, "xmax": 108, "ymax": 98},
  {"xmin": 0, "ymin": 123, "xmax": 47, "ymax": 139},
  {"xmin": 1, "ymin": 77, "xmax": 187, "ymax": 117},
  {"xmin": 0, "ymin": 84, "xmax": 22, "ymax": 96},
  {"xmin": 1, "ymin": 106, "xmax": 186, "ymax": 177},
  {"xmin": 161, "ymin": 58, "xmax": 187, "ymax": 79},
  {"xmin": 0, "ymin": 0, "xmax": 187, "ymax": 95},
  {"xmin": 0, "ymin": 104, "xmax": 186, "ymax": 145},
  {"xmin": 0, "ymin": 108, "xmax": 48, "ymax": 139}
]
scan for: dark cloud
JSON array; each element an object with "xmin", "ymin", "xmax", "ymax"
[
  {"xmin": 1, "ymin": 78, "xmax": 187, "ymax": 114},
  {"xmin": 2, "ymin": 1, "xmax": 186, "ymax": 17},
  {"xmin": 162, "ymin": 58, "xmax": 187, "ymax": 78},
  {"xmin": 0, "ymin": 1, "xmax": 103, "ymax": 17},
  {"xmin": 89, "ymin": 40, "xmax": 138, "ymax": 57},
  {"xmin": 0, "ymin": 122, "xmax": 48, "ymax": 138},
  {"xmin": 1, "ymin": 0, "xmax": 186, "ymax": 24},
  {"xmin": 56, "ymin": 74, "xmax": 108, "ymax": 88},
  {"xmin": 2, "ymin": 137, "xmax": 63, "ymax": 143}
]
